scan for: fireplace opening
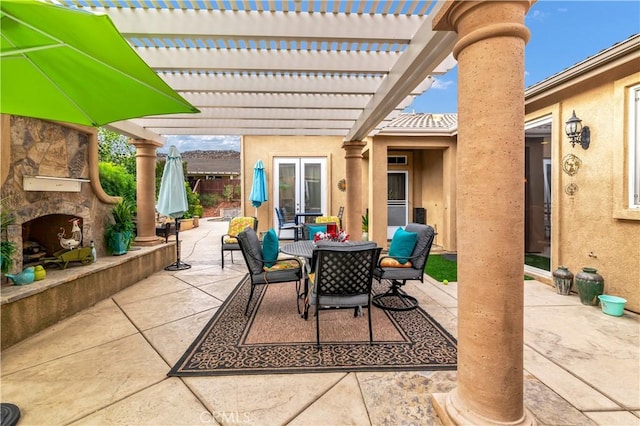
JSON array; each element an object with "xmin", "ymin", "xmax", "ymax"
[{"xmin": 22, "ymin": 214, "xmax": 84, "ymax": 267}]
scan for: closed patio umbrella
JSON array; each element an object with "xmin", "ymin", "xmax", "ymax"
[
  {"xmin": 156, "ymin": 146, "xmax": 191, "ymax": 271},
  {"xmin": 0, "ymin": 1, "xmax": 199, "ymax": 127},
  {"xmin": 249, "ymin": 160, "xmax": 268, "ymax": 213}
]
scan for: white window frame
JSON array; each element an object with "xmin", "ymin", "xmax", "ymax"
[{"xmin": 629, "ymin": 84, "xmax": 640, "ymax": 209}]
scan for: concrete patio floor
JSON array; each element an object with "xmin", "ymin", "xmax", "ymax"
[{"xmin": 1, "ymin": 218, "xmax": 638, "ymax": 425}]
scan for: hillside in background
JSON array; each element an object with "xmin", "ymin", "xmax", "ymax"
[{"xmin": 157, "ymin": 150, "xmax": 239, "ymax": 160}]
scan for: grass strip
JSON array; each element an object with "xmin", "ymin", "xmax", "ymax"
[{"xmin": 425, "ymin": 254, "xmax": 535, "ymax": 282}]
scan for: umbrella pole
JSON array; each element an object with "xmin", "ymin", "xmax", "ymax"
[{"xmin": 164, "ymin": 218, "xmax": 191, "ymax": 271}]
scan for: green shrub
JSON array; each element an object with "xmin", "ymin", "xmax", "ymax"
[
  {"xmin": 183, "ymin": 182, "xmax": 203, "ymax": 219},
  {"xmin": 98, "ymin": 128, "xmax": 136, "ymax": 175},
  {"xmin": 199, "ymin": 193, "xmax": 217, "ymax": 207},
  {"xmin": 222, "ymin": 184, "xmax": 235, "ymax": 202},
  {"xmin": 99, "ymin": 162, "xmax": 136, "ymax": 206}
]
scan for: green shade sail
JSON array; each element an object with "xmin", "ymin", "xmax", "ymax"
[{"xmin": 0, "ymin": 0, "xmax": 199, "ymax": 127}]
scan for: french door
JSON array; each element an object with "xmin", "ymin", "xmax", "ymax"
[
  {"xmin": 387, "ymin": 171, "xmax": 408, "ymax": 239},
  {"xmin": 273, "ymin": 157, "xmax": 327, "ymax": 238}
]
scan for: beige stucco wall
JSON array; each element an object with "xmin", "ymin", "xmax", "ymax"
[
  {"xmin": 526, "ymin": 71, "xmax": 640, "ymax": 312},
  {"xmin": 241, "ymin": 135, "xmax": 348, "ymax": 234},
  {"xmin": 367, "ymin": 135, "xmax": 457, "ymax": 250}
]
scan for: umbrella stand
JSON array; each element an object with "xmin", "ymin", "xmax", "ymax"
[{"xmin": 164, "ymin": 218, "xmax": 191, "ymax": 271}]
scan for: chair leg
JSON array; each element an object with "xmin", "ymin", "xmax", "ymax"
[
  {"xmin": 367, "ymin": 306, "xmax": 373, "ymax": 344},
  {"xmin": 315, "ymin": 302, "xmax": 321, "ymax": 348},
  {"xmin": 230, "ymin": 251, "xmax": 234, "ymax": 264},
  {"xmin": 221, "ymin": 249, "xmax": 225, "ymax": 268},
  {"xmin": 244, "ymin": 283, "xmax": 256, "ymax": 316},
  {"xmin": 295, "ymin": 280, "xmax": 302, "ymax": 315}
]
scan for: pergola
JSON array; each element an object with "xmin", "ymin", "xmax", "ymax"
[
  {"xmin": 61, "ymin": 2, "xmax": 537, "ymax": 426},
  {"xmin": 63, "ymin": 0, "xmax": 458, "ymax": 142}
]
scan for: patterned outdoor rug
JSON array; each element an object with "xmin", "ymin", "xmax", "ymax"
[{"xmin": 169, "ymin": 275, "xmax": 457, "ymax": 376}]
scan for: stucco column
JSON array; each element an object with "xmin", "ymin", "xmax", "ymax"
[
  {"xmin": 433, "ymin": 2, "xmax": 535, "ymax": 425},
  {"xmin": 342, "ymin": 140, "xmax": 366, "ymax": 241},
  {"xmin": 131, "ymin": 139, "xmax": 163, "ymax": 246}
]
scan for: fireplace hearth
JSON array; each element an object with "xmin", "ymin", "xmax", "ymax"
[{"xmin": 22, "ymin": 214, "xmax": 85, "ymax": 267}]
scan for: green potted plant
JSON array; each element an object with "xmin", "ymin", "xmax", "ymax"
[
  {"xmin": 361, "ymin": 212, "xmax": 369, "ymax": 241},
  {"xmin": 105, "ymin": 199, "xmax": 135, "ymax": 255}
]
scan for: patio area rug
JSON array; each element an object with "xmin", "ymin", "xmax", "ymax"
[{"xmin": 169, "ymin": 275, "xmax": 457, "ymax": 376}]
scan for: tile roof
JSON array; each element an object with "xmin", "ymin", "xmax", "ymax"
[{"xmin": 378, "ymin": 112, "xmax": 458, "ymax": 134}]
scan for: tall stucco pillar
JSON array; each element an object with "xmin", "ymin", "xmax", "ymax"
[
  {"xmin": 342, "ymin": 140, "xmax": 366, "ymax": 241},
  {"xmin": 433, "ymin": 2, "xmax": 535, "ymax": 425},
  {"xmin": 131, "ymin": 139, "xmax": 163, "ymax": 246}
]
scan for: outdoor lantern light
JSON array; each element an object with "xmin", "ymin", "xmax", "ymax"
[{"xmin": 565, "ymin": 110, "xmax": 590, "ymax": 149}]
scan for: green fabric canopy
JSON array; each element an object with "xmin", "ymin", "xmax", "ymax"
[{"xmin": 0, "ymin": 1, "xmax": 199, "ymax": 127}]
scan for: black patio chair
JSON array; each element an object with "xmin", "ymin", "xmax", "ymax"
[
  {"xmin": 236, "ymin": 227, "xmax": 303, "ymax": 315},
  {"xmin": 303, "ymin": 241, "xmax": 381, "ymax": 347},
  {"xmin": 372, "ymin": 223, "xmax": 435, "ymax": 311}
]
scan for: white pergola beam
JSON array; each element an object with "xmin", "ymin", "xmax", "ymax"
[
  {"xmin": 93, "ymin": 8, "xmax": 424, "ymax": 43},
  {"xmin": 180, "ymin": 93, "xmax": 376, "ymax": 109},
  {"xmin": 346, "ymin": 10, "xmax": 457, "ymax": 141},
  {"xmin": 151, "ymin": 127, "xmax": 352, "ymax": 136},
  {"xmin": 140, "ymin": 107, "xmax": 364, "ymax": 120},
  {"xmin": 137, "ymin": 48, "xmax": 400, "ymax": 74},
  {"xmin": 105, "ymin": 121, "xmax": 164, "ymax": 143},
  {"xmin": 159, "ymin": 73, "xmax": 384, "ymax": 94},
  {"xmin": 134, "ymin": 118, "xmax": 355, "ymax": 129}
]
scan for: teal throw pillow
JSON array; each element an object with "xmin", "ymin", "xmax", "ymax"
[
  {"xmin": 307, "ymin": 224, "xmax": 327, "ymax": 240},
  {"xmin": 262, "ymin": 228, "xmax": 279, "ymax": 267},
  {"xmin": 388, "ymin": 227, "xmax": 418, "ymax": 264}
]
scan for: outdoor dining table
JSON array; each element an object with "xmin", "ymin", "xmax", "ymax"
[{"xmin": 280, "ymin": 240, "xmax": 315, "ymax": 260}]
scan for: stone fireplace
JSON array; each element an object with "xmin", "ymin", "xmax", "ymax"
[
  {"xmin": 1, "ymin": 115, "xmax": 114, "ymax": 274},
  {"xmin": 1, "ymin": 115, "xmax": 176, "ymax": 349}
]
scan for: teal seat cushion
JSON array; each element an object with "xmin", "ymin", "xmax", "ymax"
[
  {"xmin": 262, "ymin": 228, "xmax": 279, "ymax": 267},
  {"xmin": 307, "ymin": 224, "xmax": 327, "ymax": 240},
  {"xmin": 388, "ymin": 227, "xmax": 418, "ymax": 264}
]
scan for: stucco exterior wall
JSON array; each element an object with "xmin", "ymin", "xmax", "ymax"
[
  {"xmin": 368, "ymin": 135, "xmax": 457, "ymax": 250},
  {"xmin": 526, "ymin": 71, "xmax": 640, "ymax": 312},
  {"xmin": 241, "ymin": 135, "xmax": 347, "ymax": 234}
]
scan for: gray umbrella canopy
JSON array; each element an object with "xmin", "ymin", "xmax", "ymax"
[
  {"xmin": 156, "ymin": 146, "xmax": 188, "ymax": 219},
  {"xmin": 156, "ymin": 146, "xmax": 191, "ymax": 271}
]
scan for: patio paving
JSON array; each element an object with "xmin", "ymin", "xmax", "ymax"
[{"xmin": 1, "ymin": 218, "xmax": 638, "ymax": 425}]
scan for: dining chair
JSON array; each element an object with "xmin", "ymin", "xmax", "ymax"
[
  {"xmin": 220, "ymin": 216, "xmax": 258, "ymax": 268},
  {"xmin": 315, "ymin": 215, "xmax": 342, "ymax": 231},
  {"xmin": 303, "ymin": 241, "xmax": 381, "ymax": 347},
  {"xmin": 372, "ymin": 223, "xmax": 435, "ymax": 311},
  {"xmin": 237, "ymin": 227, "xmax": 303, "ymax": 315},
  {"xmin": 275, "ymin": 207, "xmax": 302, "ymax": 240},
  {"xmin": 337, "ymin": 206, "xmax": 344, "ymax": 227}
]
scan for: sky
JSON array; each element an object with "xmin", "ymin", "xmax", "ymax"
[
  {"xmin": 163, "ymin": 0, "xmax": 640, "ymax": 152},
  {"xmin": 412, "ymin": 0, "xmax": 640, "ymax": 113}
]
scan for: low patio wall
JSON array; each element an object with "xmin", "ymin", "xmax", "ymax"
[{"xmin": 1, "ymin": 243, "xmax": 174, "ymax": 350}]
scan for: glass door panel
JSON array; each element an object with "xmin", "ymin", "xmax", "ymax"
[
  {"xmin": 387, "ymin": 171, "xmax": 408, "ymax": 239},
  {"xmin": 274, "ymin": 158, "xmax": 326, "ymax": 237}
]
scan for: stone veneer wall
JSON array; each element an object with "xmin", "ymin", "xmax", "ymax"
[{"xmin": 1, "ymin": 116, "xmax": 113, "ymax": 273}]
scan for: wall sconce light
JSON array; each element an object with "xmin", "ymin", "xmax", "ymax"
[{"xmin": 565, "ymin": 110, "xmax": 590, "ymax": 149}]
